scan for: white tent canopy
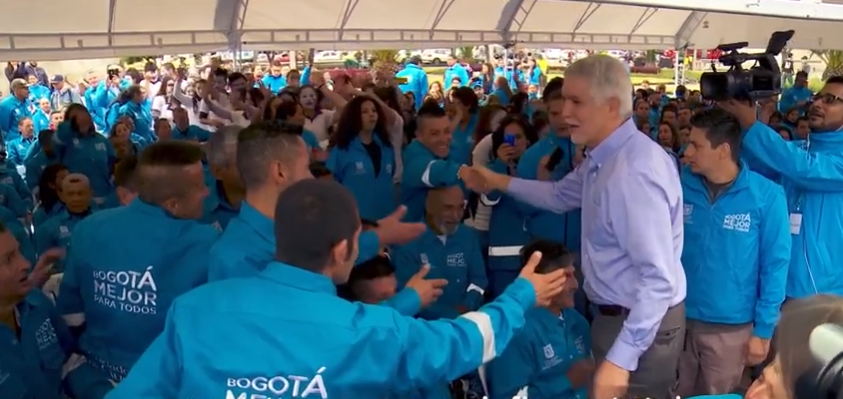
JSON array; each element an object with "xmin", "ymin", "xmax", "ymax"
[{"xmin": 3, "ymin": 0, "xmax": 843, "ymax": 61}]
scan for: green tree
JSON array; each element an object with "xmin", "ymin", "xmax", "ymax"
[{"xmin": 810, "ymin": 50, "xmax": 843, "ymax": 80}]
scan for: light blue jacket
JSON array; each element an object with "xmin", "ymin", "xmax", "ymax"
[
  {"xmin": 444, "ymin": 64, "xmax": 470, "ymax": 87},
  {"xmin": 34, "ymin": 209, "xmax": 96, "ymax": 273},
  {"xmin": 172, "ymin": 125, "xmax": 211, "ymax": 142},
  {"xmin": 327, "ymin": 135, "xmax": 396, "ymax": 221},
  {"xmin": 207, "ymin": 202, "xmax": 421, "ymax": 316},
  {"xmin": 396, "ymin": 63, "xmax": 429, "ymax": 109},
  {"xmin": 0, "ymin": 95, "xmax": 34, "ymax": 142},
  {"xmin": 56, "ymin": 198, "xmax": 219, "ymax": 382},
  {"xmin": 450, "ymin": 113, "xmax": 478, "ymax": 166},
  {"xmin": 8, "ymin": 136, "xmax": 36, "ymax": 166},
  {"xmin": 0, "ymin": 290, "xmax": 113, "ymax": 399},
  {"xmin": 0, "ymin": 162, "xmax": 33, "ymax": 210},
  {"xmin": 199, "ymin": 180, "xmax": 239, "ymax": 233},
  {"xmin": 104, "ymin": 262, "xmax": 540, "ymax": 399},
  {"xmin": 117, "ymin": 101, "xmax": 154, "ymax": 142},
  {"xmin": 400, "ymin": 140, "xmax": 462, "ymax": 222},
  {"xmin": 392, "ymin": 226, "xmax": 487, "ymax": 320},
  {"xmin": 681, "ymin": 164, "xmax": 790, "ymax": 339},
  {"xmin": 487, "ymin": 308, "xmax": 591, "ymax": 399},
  {"xmin": 516, "ymin": 133, "xmax": 581, "ymax": 250},
  {"xmin": 741, "ymin": 122, "xmax": 843, "ymax": 298},
  {"xmin": 483, "ymin": 159, "xmax": 532, "ymax": 297},
  {"xmin": 53, "ymin": 122, "xmax": 115, "ymax": 200}
]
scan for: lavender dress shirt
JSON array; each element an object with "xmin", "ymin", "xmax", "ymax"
[{"xmin": 506, "ymin": 118, "xmax": 687, "ymax": 371}]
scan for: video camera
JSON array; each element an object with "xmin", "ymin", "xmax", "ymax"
[
  {"xmin": 700, "ymin": 30, "xmax": 795, "ymax": 101},
  {"xmin": 797, "ymin": 323, "xmax": 843, "ymax": 399}
]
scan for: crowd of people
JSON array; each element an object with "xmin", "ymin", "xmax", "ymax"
[{"xmin": 0, "ymin": 49, "xmax": 837, "ymax": 399}]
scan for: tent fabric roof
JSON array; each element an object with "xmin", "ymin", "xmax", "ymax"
[{"xmin": 2, "ymin": 0, "xmax": 843, "ymax": 61}]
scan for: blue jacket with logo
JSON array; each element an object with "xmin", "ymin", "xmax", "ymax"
[
  {"xmin": 0, "ymin": 95, "xmax": 34, "ymax": 142},
  {"xmin": 56, "ymin": 199, "xmax": 219, "ymax": 382},
  {"xmin": 8, "ymin": 136, "xmax": 36, "ymax": 166},
  {"xmin": 0, "ymin": 182, "xmax": 29, "ymax": 220},
  {"xmin": 207, "ymin": 202, "xmax": 420, "ymax": 315},
  {"xmin": 516, "ymin": 133, "xmax": 581, "ymax": 250},
  {"xmin": 392, "ymin": 226, "xmax": 487, "ymax": 320},
  {"xmin": 33, "ymin": 202, "xmax": 64, "ymax": 231},
  {"xmin": 778, "ymin": 85, "xmax": 812, "ymax": 114},
  {"xmin": 741, "ymin": 122, "xmax": 843, "ymax": 298},
  {"xmin": 0, "ymin": 290, "xmax": 114, "ymax": 399},
  {"xmin": 681, "ymin": 164, "xmax": 790, "ymax": 339},
  {"xmin": 483, "ymin": 159, "xmax": 532, "ymax": 296},
  {"xmin": 400, "ymin": 140, "xmax": 462, "ymax": 222},
  {"xmin": 487, "ymin": 307, "xmax": 590, "ymax": 399},
  {"xmin": 104, "ymin": 261, "xmax": 539, "ymax": 399},
  {"xmin": 396, "ymin": 63, "xmax": 429, "ymax": 109},
  {"xmin": 327, "ymin": 135, "xmax": 396, "ymax": 221},
  {"xmin": 53, "ymin": 122, "xmax": 115, "ymax": 201},
  {"xmin": 34, "ymin": 209, "xmax": 96, "ymax": 273}
]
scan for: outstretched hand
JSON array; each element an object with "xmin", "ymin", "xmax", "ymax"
[
  {"xmin": 517, "ymin": 251, "xmax": 568, "ymax": 307},
  {"xmin": 374, "ymin": 206, "xmax": 426, "ymax": 246}
]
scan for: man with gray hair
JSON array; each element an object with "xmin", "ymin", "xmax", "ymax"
[
  {"xmin": 463, "ymin": 54, "xmax": 686, "ymax": 399},
  {"xmin": 200, "ymin": 125, "xmax": 244, "ymax": 232}
]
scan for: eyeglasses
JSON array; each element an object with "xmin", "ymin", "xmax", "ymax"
[{"xmin": 811, "ymin": 93, "xmax": 843, "ymax": 105}]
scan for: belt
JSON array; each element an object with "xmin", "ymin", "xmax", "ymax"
[
  {"xmin": 594, "ymin": 304, "xmax": 630, "ymax": 316},
  {"xmin": 488, "ymin": 245, "xmax": 522, "ymax": 257}
]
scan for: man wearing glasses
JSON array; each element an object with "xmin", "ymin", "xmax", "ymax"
[{"xmin": 721, "ymin": 76, "xmax": 843, "ymax": 301}]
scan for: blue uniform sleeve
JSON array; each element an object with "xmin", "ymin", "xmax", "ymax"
[
  {"xmin": 754, "ymin": 183, "xmax": 790, "ymax": 339},
  {"xmin": 104, "ymin": 304, "xmax": 183, "ymax": 399},
  {"xmin": 12, "ymin": 172, "xmax": 32, "ymax": 209},
  {"xmin": 403, "ymin": 156, "xmax": 462, "ymax": 189},
  {"xmin": 743, "ymin": 121, "xmax": 843, "ymax": 191},
  {"xmin": 381, "ymin": 288, "xmax": 421, "ymax": 316},
  {"xmin": 8, "ymin": 143, "xmax": 21, "ymax": 165},
  {"xmin": 48, "ymin": 302, "xmax": 113, "ymax": 399},
  {"xmin": 778, "ymin": 88, "xmax": 797, "ymax": 113},
  {"xmin": 299, "ymin": 66, "xmax": 312, "ymax": 86},
  {"xmin": 486, "ymin": 333, "xmax": 536, "ymax": 399},
  {"xmin": 356, "ymin": 231, "xmax": 379, "ymax": 265},
  {"xmin": 390, "ymin": 244, "xmax": 421, "ymax": 287},
  {"xmin": 382, "ymin": 277, "xmax": 537, "ymax": 389},
  {"xmin": 418, "ymin": 72, "xmax": 429, "ymax": 108},
  {"xmin": 33, "ymin": 220, "xmax": 54, "ymax": 256},
  {"xmin": 326, "ymin": 148, "xmax": 341, "ymax": 182},
  {"xmin": 56, "ymin": 221, "xmax": 89, "ymax": 327},
  {"xmin": 5, "ymin": 187, "xmax": 28, "ymax": 218},
  {"xmin": 0, "ymin": 102, "xmax": 11, "ymax": 136},
  {"xmin": 462, "ymin": 231, "xmax": 487, "ymax": 311},
  {"xmin": 192, "ymin": 126, "xmax": 212, "ymax": 142}
]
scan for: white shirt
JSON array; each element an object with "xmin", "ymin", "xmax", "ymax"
[
  {"xmin": 465, "ymin": 134, "xmax": 494, "ymax": 231},
  {"xmin": 304, "ymin": 110, "xmax": 335, "ymax": 148},
  {"xmin": 151, "ymin": 95, "xmax": 174, "ymax": 121},
  {"xmin": 198, "ymin": 93, "xmax": 231, "ymax": 132}
]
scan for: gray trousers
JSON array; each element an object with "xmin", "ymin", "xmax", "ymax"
[
  {"xmin": 676, "ymin": 320, "xmax": 753, "ymax": 396},
  {"xmin": 592, "ymin": 302, "xmax": 686, "ymax": 398}
]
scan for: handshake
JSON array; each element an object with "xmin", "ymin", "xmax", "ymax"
[
  {"xmin": 458, "ymin": 165, "xmax": 513, "ymax": 194},
  {"xmin": 403, "ymin": 252, "xmax": 570, "ymax": 309}
]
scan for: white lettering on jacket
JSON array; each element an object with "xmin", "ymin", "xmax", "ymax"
[
  {"xmin": 225, "ymin": 367, "xmax": 328, "ymax": 398},
  {"xmin": 92, "ymin": 266, "xmax": 158, "ymax": 315}
]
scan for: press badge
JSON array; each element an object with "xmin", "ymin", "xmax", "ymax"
[{"xmin": 790, "ymin": 213, "xmax": 802, "ymax": 235}]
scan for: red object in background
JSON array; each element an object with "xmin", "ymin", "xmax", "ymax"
[{"xmin": 663, "ymin": 48, "xmax": 722, "ymax": 60}]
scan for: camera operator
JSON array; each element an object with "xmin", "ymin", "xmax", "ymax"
[
  {"xmin": 686, "ymin": 295, "xmax": 843, "ymax": 399},
  {"xmin": 719, "ymin": 76, "xmax": 843, "ymax": 300}
]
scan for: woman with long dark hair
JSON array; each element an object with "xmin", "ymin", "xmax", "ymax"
[
  {"xmin": 33, "ymin": 163, "xmax": 69, "ymax": 229},
  {"xmin": 115, "ymin": 85, "xmax": 155, "ymax": 142},
  {"xmin": 326, "ymin": 95, "xmax": 395, "ymax": 221},
  {"xmin": 449, "ymin": 87, "xmax": 480, "ymax": 165},
  {"xmin": 481, "ymin": 115, "xmax": 539, "ymax": 298}
]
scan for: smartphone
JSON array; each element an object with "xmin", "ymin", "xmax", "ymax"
[{"xmin": 503, "ymin": 134, "xmax": 516, "ymax": 146}]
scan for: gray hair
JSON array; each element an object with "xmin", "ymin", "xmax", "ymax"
[
  {"xmin": 206, "ymin": 125, "xmax": 241, "ymax": 167},
  {"xmin": 564, "ymin": 55, "xmax": 634, "ymax": 118}
]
